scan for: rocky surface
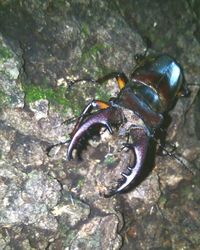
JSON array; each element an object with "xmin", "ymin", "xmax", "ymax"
[{"xmin": 0, "ymin": 0, "xmax": 200, "ymax": 249}]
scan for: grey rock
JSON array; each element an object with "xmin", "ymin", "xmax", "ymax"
[
  {"xmin": 0, "ymin": 0, "xmax": 200, "ymax": 249},
  {"xmin": 0, "ymin": 34, "xmax": 24, "ymax": 108},
  {"xmin": 69, "ymin": 214, "xmax": 122, "ymax": 250},
  {"xmin": 0, "ymin": 167, "xmax": 61, "ymax": 230}
]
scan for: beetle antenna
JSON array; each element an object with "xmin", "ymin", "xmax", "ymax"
[{"xmin": 61, "ymin": 116, "xmax": 78, "ymax": 125}]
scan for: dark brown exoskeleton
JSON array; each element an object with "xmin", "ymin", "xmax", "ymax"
[{"xmin": 67, "ymin": 54, "xmax": 189, "ymax": 197}]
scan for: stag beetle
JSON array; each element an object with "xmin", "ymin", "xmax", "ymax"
[{"xmin": 66, "ymin": 54, "xmax": 189, "ymax": 197}]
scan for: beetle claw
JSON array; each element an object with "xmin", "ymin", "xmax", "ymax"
[
  {"xmin": 67, "ymin": 107, "xmax": 119, "ymax": 160},
  {"xmin": 105, "ymin": 127, "xmax": 149, "ymax": 197}
]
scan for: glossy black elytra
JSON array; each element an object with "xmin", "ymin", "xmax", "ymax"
[{"xmin": 66, "ymin": 54, "xmax": 189, "ymax": 197}]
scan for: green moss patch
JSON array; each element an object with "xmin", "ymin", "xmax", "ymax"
[
  {"xmin": 22, "ymin": 83, "xmax": 85, "ymax": 115},
  {"xmin": 22, "ymin": 76, "xmax": 113, "ymax": 116},
  {"xmin": 0, "ymin": 44, "xmax": 13, "ymax": 62},
  {"xmin": 0, "ymin": 90, "xmax": 11, "ymax": 107}
]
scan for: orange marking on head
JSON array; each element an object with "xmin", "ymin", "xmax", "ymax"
[
  {"xmin": 116, "ymin": 76, "xmax": 126, "ymax": 90},
  {"xmin": 96, "ymin": 100, "xmax": 110, "ymax": 109}
]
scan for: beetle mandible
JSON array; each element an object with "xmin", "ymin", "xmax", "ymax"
[{"xmin": 67, "ymin": 54, "xmax": 189, "ymax": 197}]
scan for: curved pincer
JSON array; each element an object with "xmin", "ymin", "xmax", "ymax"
[
  {"xmin": 106, "ymin": 126, "xmax": 150, "ymax": 197},
  {"xmin": 67, "ymin": 107, "xmax": 122, "ymax": 160}
]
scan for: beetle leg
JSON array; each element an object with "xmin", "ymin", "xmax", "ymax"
[
  {"xmin": 46, "ymin": 139, "xmax": 70, "ymax": 157},
  {"xmin": 68, "ymin": 72, "xmax": 128, "ymax": 91},
  {"xmin": 106, "ymin": 126, "xmax": 149, "ymax": 197},
  {"xmin": 96, "ymin": 71, "xmax": 128, "ymax": 90}
]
